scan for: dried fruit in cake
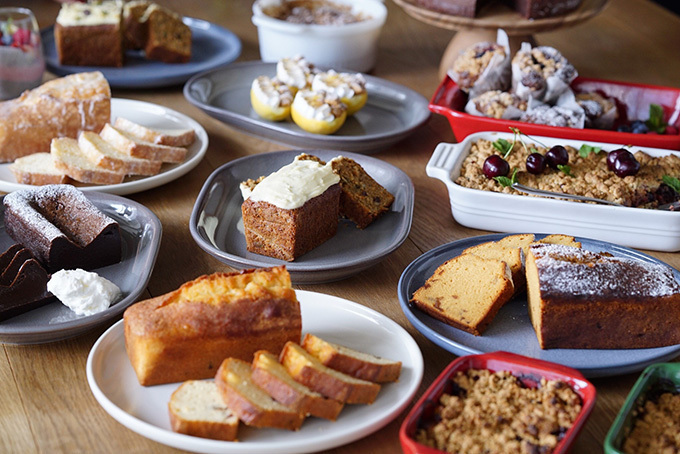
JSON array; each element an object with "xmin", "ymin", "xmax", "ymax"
[
  {"xmin": 276, "ymin": 55, "xmax": 317, "ymax": 93},
  {"xmin": 291, "ymin": 89, "xmax": 347, "ymax": 135},
  {"xmin": 465, "ymin": 90, "xmax": 527, "ymax": 120},
  {"xmin": 250, "ymin": 75, "xmax": 294, "ymax": 122},
  {"xmin": 311, "ymin": 70, "xmax": 367, "ymax": 115},
  {"xmin": 511, "ymin": 43, "xmax": 577, "ymax": 103}
]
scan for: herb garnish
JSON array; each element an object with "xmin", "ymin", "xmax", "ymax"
[
  {"xmin": 662, "ymin": 175, "xmax": 680, "ymax": 193},
  {"xmin": 645, "ymin": 103, "xmax": 666, "ymax": 134},
  {"xmin": 578, "ymin": 144, "xmax": 603, "ymax": 158},
  {"xmin": 557, "ymin": 165, "xmax": 574, "ymax": 177},
  {"xmin": 494, "ymin": 168, "xmax": 518, "ymax": 187}
]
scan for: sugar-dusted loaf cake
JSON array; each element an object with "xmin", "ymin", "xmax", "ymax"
[
  {"xmin": 3, "ymin": 184, "xmax": 121, "ymax": 273},
  {"xmin": 142, "ymin": 4, "xmax": 191, "ymax": 63},
  {"xmin": 279, "ymin": 341, "xmax": 381, "ymax": 404},
  {"xmin": 51, "ymin": 137, "xmax": 126, "ymax": 185},
  {"xmin": 525, "ymin": 243, "xmax": 680, "ymax": 349},
  {"xmin": 216, "ymin": 358, "xmax": 305, "ymax": 430},
  {"xmin": 168, "ymin": 380, "xmax": 239, "ymax": 441},
  {"xmin": 251, "ymin": 350, "xmax": 344, "ymax": 420},
  {"xmin": 301, "ymin": 333, "xmax": 402, "ymax": 383},
  {"xmin": 113, "ymin": 117, "xmax": 196, "ymax": 147},
  {"xmin": 124, "ymin": 266, "xmax": 302, "ymax": 386},
  {"xmin": 0, "ymin": 72, "xmax": 110, "ymax": 163},
  {"xmin": 411, "ymin": 253, "xmax": 514, "ymax": 335},
  {"xmin": 9, "ymin": 153, "xmax": 68, "ymax": 186},
  {"xmin": 54, "ymin": 0, "xmax": 124, "ymax": 67},
  {"xmin": 240, "ymin": 155, "xmax": 341, "ymax": 261},
  {"xmin": 0, "ymin": 245, "xmax": 54, "ymax": 321}
]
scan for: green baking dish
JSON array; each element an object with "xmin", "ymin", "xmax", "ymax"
[{"xmin": 604, "ymin": 362, "xmax": 680, "ymax": 453}]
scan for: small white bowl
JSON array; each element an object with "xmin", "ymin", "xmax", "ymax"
[{"xmin": 252, "ymin": 0, "xmax": 387, "ymax": 73}]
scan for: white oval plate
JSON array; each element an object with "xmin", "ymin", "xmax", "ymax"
[
  {"xmin": 87, "ymin": 290, "xmax": 424, "ymax": 454},
  {"xmin": 0, "ymin": 98, "xmax": 208, "ymax": 195}
]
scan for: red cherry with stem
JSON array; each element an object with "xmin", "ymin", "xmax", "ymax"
[
  {"xmin": 545, "ymin": 145, "xmax": 569, "ymax": 169},
  {"xmin": 483, "ymin": 155, "xmax": 510, "ymax": 179}
]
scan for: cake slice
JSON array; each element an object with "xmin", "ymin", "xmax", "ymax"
[
  {"xmin": 279, "ymin": 341, "xmax": 381, "ymax": 404},
  {"xmin": 9, "ymin": 153, "xmax": 69, "ymax": 185},
  {"xmin": 168, "ymin": 380, "xmax": 239, "ymax": 441},
  {"xmin": 143, "ymin": 4, "xmax": 191, "ymax": 63},
  {"xmin": 99, "ymin": 123, "xmax": 187, "ymax": 163},
  {"xmin": 0, "ymin": 245, "xmax": 54, "ymax": 322},
  {"xmin": 461, "ymin": 240, "xmax": 524, "ymax": 293},
  {"xmin": 114, "ymin": 117, "xmax": 196, "ymax": 147},
  {"xmin": 51, "ymin": 138, "xmax": 126, "ymax": 185},
  {"xmin": 536, "ymin": 234, "xmax": 582, "ymax": 248},
  {"xmin": 410, "ymin": 253, "xmax": 514, "ymax": 336},
  {"xmin": 215, "ymin": 358, "xmax": 305, "ymax": 430},
  {"xmin": 78, "ymin": 131, "xmax": 162, "ymax": 176},
  {"xmin": 301, "ymin": 333, "xmax": 402, "ymax": 383},
  {"xmin": 122, "ymin": 0, "xmax": 152, "ymax": 50},
  {"xmin": 251, "ymin": 350, "xmax": 344, "ymax": 420}
]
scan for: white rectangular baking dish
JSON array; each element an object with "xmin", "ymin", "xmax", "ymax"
[{"xmin": 427, "ymin": 131, "xmax": 680, "ymax": 252}]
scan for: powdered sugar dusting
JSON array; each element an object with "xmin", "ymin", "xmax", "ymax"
[{"xmin": 531, "ymin": 243, "xmax": 680, "ymax": 298}]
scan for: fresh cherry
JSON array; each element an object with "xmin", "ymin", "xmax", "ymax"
[
  {"xmin": 545, "ymin": 145, "xmax": 569, "ymax": 169},
  {"xmin": 607, "ymin": 148, "xmax": 629, "ymax": 171},
  {"xmin": 483, "ymin": 155, "xmax": 510, "ymax": 179},
  {"xmin": 612, "ymin": 150, "xmax": 640, "ymax": 177},
  {"xmin": 526, "ymin": 153, "xmax": 547, "ymax": 174}
]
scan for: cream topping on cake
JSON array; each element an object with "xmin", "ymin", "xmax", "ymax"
[
  {"xmin": 531, "ymin": 244, "xmax": 680, "ymax": 298},
  {"xmin": 47, "ymin": 268, "xmax": 121, "ymax": 316},
  {"xmin": 56, "ymin": 1, "xmax": 122, "ymax": 26},
  {"xmin": 251, "ymin": 76, "xmax": 293, "ymax": 108},
  {"xmin": 241, "ymin": 156, "xmax": 339, "ymax": 209},
  {"xmin": 292, "ymin": 89, "xmax": 344, "ymax": 122},
  {"xmin": 311, "ymin": 70, "xmax": 366, "ymax": 99},
  {"xmin": 276, "ymin": 55, "xmax": 315, "ymax": 90}
]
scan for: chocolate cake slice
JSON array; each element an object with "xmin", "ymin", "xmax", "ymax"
[
  {"xmin": 0, "ymin": 245, "xmax": 54, "ymax": 322},
  {"xmin": 3, "ymin": 184, "xmax": 122, "ymax": 273}
]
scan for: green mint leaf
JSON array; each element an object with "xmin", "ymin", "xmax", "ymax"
[
  {"xmin": 493, "ymin": 138, "xmax": 513, "ymax": 157},
  {"xmin": 557, "ymin": 164, "xmax": 573, "ymax": 177},
  {"xmin": 645, "ymin": 103, "xmax": 666, "ymax": 133},
  {"xmin": 662, "ymin": 175, "xmax": 680, "ymax": 193},
  {"xmin": 494, "ymin": 168, "xmax": 518, "ymax": 187},
  {"xmin": 578, "ymin": 144, "xmax": 602, "ymax": 158}
]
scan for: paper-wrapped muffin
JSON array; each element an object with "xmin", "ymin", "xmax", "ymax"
[
  {"xmin": 512, "ymin": 43, "xmax": 577, "ymax": 104},
  {"xmin": 465, "ymin": 90, "xmax": 527, "ymax": 120}
]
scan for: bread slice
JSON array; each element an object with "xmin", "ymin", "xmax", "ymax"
[
  {"xmin": 537, "ymin": 234, "xmax": 582, "ymax": 248},
  {"xmin": 168, "ymin": 380, "xmax": 239, "ymax": 441},
  {"xmin": 51, "ymin": 138, "xmax": 126, "ymax": 185},
  {"xmin": 251, "ymin": 350, "xmax": 344, "ymax": 420},
  {"xmin": 9, "ymin": 153, "xmax": 69, "ymax": 185},
  {"xmin": 301, "ymin": 333, "xmax": 401, "ymax": 383},
  {"xmin": 78, "ymin": 131, "xmax": 163, "ymax": 176},
  {"xmin": 114, "ymin": 117, "xmax": 196, "ymax": 147},
  {"xmin": 279, "ymin": 341, "xmax": 381, "ymax": 404},
  {"xmin": 100, "ymin": 123, "xmax": 187, "ymax": 163},
  {"xmin": 215, "ymin": 358, "xmax": 305, "ymax": 431},
  {"xmin": 410, "ymin": 253, "xmax": 514, "ymax": 336}
]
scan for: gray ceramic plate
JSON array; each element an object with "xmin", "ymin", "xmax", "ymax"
[
  {"xmin": 398, "ymin": 233, "xmax": 680, "ymax": 378},
  {"xmin": 0, "ymin": 191, "xmax": 162, "ymax": 344},
  {"xmin": 190, "ymin": 150, "xmax": 414, "ymax": 284},
  {"xmin": 183, "ymin": 61, "xmax": 431, "ymax": 153}
]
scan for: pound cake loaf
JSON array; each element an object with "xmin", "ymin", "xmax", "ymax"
[
  {"xmin": 168, "ymin": 380, "xmax": 239, "ymax": 441},
  {"xmin": 526, "ymin": 243, "xmax": 680, "ymax": 349},
  {"xmin": 0, "ymin": 245, "xmax": 54, "ymax": 321},
  {"xmin": 54, "ymin": 0, "xmax": 124, "ymax": 67},
  {"xmin": 241, "ymin": 155, "xmax": 341, "ymax": 261},
  {"xmin": 0, "ymin": 72, "xmax": 110, "ymax": 163},
  {"xmin": 411, "ymin": 253, "xmax": 514, "ymax": 336},
  {"xmin": 3, "ymin": 184, "xmax": 121, "ymax": 273},
  {"xmin": 124, "ymin": 266, "xmax": 302, "ymax": 386},
  {"xmin": 216, "ymin": 357, "xmax": 305, "ymax": 430}
]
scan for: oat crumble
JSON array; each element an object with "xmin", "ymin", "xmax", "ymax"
[{"xmin": 623, "ymin": 392, "xmax": 680, "ymax": 454}]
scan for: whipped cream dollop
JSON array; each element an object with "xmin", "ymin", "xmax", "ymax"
[
  {"xmin": 276, "ymin": 55, "xmax": 315, "ymax": 90},
  {"xmin": 312, "ymin": 70, "xmax": 366, "ymax": 99},
  {"xmin": 292, "ymin": 90, "xmax": 340, "ymax": 122},
  {"xmin": 47, "ymin": 269, "xmax": 121, "ymax": 316},
  {"xmin": 241, "ymin": 155, "xmax": 339, "ymax": 209},
  {"xmin": 251, "ymin": 76, "xmax": 293, "ymax": 108}
]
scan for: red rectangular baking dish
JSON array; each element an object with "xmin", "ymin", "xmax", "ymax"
[
  {"xmin": 399, "ymin": 351, "xmax": 597, "ymax": 454},
  {"xmin": 429, "ymin": 75, "xmax": 680, "ymax": 149}
]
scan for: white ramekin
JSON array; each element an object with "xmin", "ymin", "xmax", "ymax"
[{"xmin": 252, "ymin": 0, "xmax": 387, "ymax": 72}]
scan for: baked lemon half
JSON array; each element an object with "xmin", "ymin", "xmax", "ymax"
[
  {"xmin": 276, "ymin": 55, "xmax": 317, "ymax": 94},
  {"xmin": 312, "ymin": 70, "xmax": 367, "ymax": 115},
  {"xmin": 250, "ymin": 76, "xmax": 294, "ymax": 122},
  {"xmin": 291, "ymin": 89, "xmax": 348, "ymax": 135}
]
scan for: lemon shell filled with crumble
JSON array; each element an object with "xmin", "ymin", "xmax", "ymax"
[
  {"xmin": 276, "ymin": 55, "xmax": 317, "ymax": 95},
  {"xmin": 291, "ymin": 89, "xmax": 347, "ymax": 135},
  {"xmin": 312, "ymin": 70, "xmax": 367, "ymax": 115},
  {"xmin": 250, "ymin": 76, "xmax": 294, "ymax": 122}
]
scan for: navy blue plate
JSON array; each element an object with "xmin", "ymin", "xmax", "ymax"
[
  {"xmin": 42, "ymin": 17, "xmax": 241, "ymax": 88},
  {"xmin": 398, "ymin": 233, "xmax": 680, "ymax": 378}
]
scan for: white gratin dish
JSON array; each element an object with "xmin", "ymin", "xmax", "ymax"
[{"xmin": 427, "ymin": 131, "xmax": 680, "ymax": 252}]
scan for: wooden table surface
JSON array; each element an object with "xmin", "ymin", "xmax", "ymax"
[{"xmin": 3, "ymin": 0, "xmax": 680, "ymax": 453}]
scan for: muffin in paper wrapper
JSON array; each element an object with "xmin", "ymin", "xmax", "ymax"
[
  {"xmin": 576, "ymin": 92, "xmax": 618, "ymax": 129},
  {"xmin": 448, "ymin": 29, "xmax": 512, "ymax": 99},
  {"xmin": 520, "ymin": 89, "xmax": 585, "ymax": 129},
  {"xmin": 512, "ymin": 43, "xmax": 578, "ymax": 104},
  {"xmin": 465, "ymin": 90, "xmax": 527, "ymax": 120}
]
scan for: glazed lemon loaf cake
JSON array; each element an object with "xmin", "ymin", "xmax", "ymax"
[
  {"xmin": 411, "ymin": 253, "xmax": 515, "ymax": 336},
  {"xmin": 526, "ymin": 243, "xmax": 680, "ymax": 349},
  {"xmin": 124, "ymin": 266, "xmax": 302, "ymax": 386}
]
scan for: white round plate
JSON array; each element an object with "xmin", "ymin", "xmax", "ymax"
[
  {"xmin": 87, "ymin": 290, "xmax": 424, "ymax": 454},
  {"xmin": 0, "ymin": 98, "xmax": 208, "ymax": 195}
]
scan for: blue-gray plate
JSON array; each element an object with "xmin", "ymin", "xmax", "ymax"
[
  {"xmin": 0, "ymin": 191, "xmax": 162, "ymax": 344},
  {"xmin": 398, "ymin": 233, "xmax": 680, "ymax": 378},
  {"xmin": 190, "ymin": 150, "xmax": 414, "ymax": 284},
  {"xmin": 41, "ymin": 18, "xmax": 241, "ymax": 88}
]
